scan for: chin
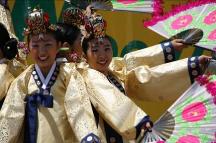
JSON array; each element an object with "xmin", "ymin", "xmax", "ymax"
[
  {"xmin": 37, "ymin": 61, "xmax": 52, "ymax": 68},
  {"xmin": 99, "ymin": 68, "xmax": 109, "ymax": 75}
]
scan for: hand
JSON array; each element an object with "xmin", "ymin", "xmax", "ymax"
[
  {"xmin": 198, "ymin": 55, "xmax": 211, "ymax": 66},
  {"xmin": 171, "ymin": 39, "xmax": 186, "ymax": 51},
  {"xmin": 143, "ymin": 121, "xmax": 153, "ymax": 132}
]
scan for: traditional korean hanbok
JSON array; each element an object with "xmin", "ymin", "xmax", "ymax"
[
  {"xmin": 0, "ymin": 62, "xmax": 101, "ymax": 143},
  {"xmin": 73, "ymin": 7, "xmax": 205, "ymax": 142},
  {"xmin": 109, "ymin": 41, "xmax": 202, "ymax": 119},
  {"xmin": 0, "ymin": 8, "xmax": 100, "ymax": 143},
  {"xmin": 0, "ymin": 59, "xmax": 14, "ymax": 103}
]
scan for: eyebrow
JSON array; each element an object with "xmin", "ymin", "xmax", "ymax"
[{"xmin": 31, "ymin": 38, "xmax": 52, "ymax": 43}]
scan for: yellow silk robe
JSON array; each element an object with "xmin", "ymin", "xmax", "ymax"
[
  {"xmin": 0, "ymin": 59, "xmax": 26, "ymax": 101},
  {"xmin": 0, "ymin": 63, "xmax": 99, "ymax": 143},
  {"xmin": 0, "ymin": 4, "xmax": 16, "ymax": 38},
  {"xmin": 109, "ymin": 44, "xmax": 200, "ymax": 120},
  {"xmin": 72, "ymin": 67, "xmax": 148, "ymax": 143},
  {"xmin": 68, "ymin": 43, "xmax": 200, "ymax": 142},
  {"xmin": 0, "ymin": 63, "xmax": 14, "ymax": 101}
]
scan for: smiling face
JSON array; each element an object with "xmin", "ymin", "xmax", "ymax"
[
  {"xmin": 86, "ymin": 37, "xmax": 112, "ymax": 75},
  {"xmin": 29, "ymin": 33, "xmax": 60, "ymax": 74}
]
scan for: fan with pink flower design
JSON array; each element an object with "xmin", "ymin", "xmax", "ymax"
[
  {"xmin": 144, "ymin": 0, "xmax": 216, "ymax": 51},
  {"xmin": 65, "ymin": 0, "xmax": 163, "ymax": 13},
  {"xmin": 137, "ymin": 74, "xmax": 216, "ymax": 143}
]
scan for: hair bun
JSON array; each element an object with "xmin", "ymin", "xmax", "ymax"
[{"xmin": 2, "ymin": 38, "xmax": 18, "ymax": 60}]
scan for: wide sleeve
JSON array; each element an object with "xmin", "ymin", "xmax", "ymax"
[
  {"xmin": 0, "ymin": 69, "xmax": 30, "ymax": 143},
  {"xmin": 83, "ymin": 69, "xmax": 150, "ymax": 140},
  {"xmin": 125, "ymin": 57, "xmax": 202, "ymax": 103},
  {"xmin": 64, "ymin": 66, "xmax": 101, "ymax": 143},
  {"xmin": 0, "ymin": 65, "xmax": 14, "ymax": 101},
  {"xmin": 110, "ymin": 41, "xmax": 175, "ymax": 77},
  {"xmin": 8, "ymin": 59, "xmax": 27, "ymax": 78}
]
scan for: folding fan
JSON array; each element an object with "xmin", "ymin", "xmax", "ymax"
[
  {"xmin": 144, "ymin": 0, "xmax": 216, "ymax": 51},
  {"xmin": 136, "ymin": 74, "xmax": 216, "ymax": 143},
  {"xmin": 65, "ymin": 0, "xmax": 161, "ymax": 13}
]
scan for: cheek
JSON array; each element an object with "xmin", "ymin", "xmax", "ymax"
[
  {"xmin": 86, "ymin": 51, "xmax": 96, "ymax": 64},
  {"xmin": 107, "ymin": 50, "xmax": 113, "ymax": 61},
  {"xmin": 29, "ymin": 48, "xmax": 38, "ymax": 58},
  {"xmin": 49, "ymin": 49, "xmax": 58, "ymax": 58}
]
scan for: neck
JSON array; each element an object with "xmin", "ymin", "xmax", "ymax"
[
  {"xmin": 37, "ymin": 62, "xmax": 56, "ymax": 78},
  {"xmin": 40, "ymin": 66, "xmax": 52, "ymax": 77}
]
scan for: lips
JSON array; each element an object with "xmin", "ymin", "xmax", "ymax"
[
  {"xmin": 38, "ymin": 55, "xmax": 49, "ymax": 61},
  {"xmin": 97, "ymin": 59, "xmax": 107, "ymax": 65}
]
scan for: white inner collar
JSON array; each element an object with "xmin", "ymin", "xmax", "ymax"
[{"xmin": 35, "ymin": 61, "xmax": 57, "ymax": 90}]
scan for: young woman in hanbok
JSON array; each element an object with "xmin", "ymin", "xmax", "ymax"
[
  {"xmin": 78, "ymin": 10, "xmax": 211, "ymax": 142},
  {"xmin": 0, "ymin": 8, "xmax": 103, "ymax": 143},
  {"xmin": 83, "ymin": 6, "xmax": 213, "ymax": 119}
]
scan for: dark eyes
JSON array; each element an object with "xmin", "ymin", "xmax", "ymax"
[
  {"xmin": 31, "ymin": 44, "xmax": 39, "ymax": 48},
  {"xmin": 45, "ymin": 43, "xmax": 52, "ymax": 47},
  {"xmin": 105, "ymin": 47, "xmax": 111, "ymax": 51}
]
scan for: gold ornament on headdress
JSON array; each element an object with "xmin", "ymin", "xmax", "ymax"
[
  {"xmin": 90, "ymin": 14, "xmax": 106, "ymax": 38},
  {"xmin": 62, "ymin": 7, "xmax": 85, "ymax": 27},
  {"xmin": 24, "ymin": 8, "xmax": 61, "ymax": 36},
  {"xmin": 83, "ymin": 13, "xmax": 107, "ymax": 39}
]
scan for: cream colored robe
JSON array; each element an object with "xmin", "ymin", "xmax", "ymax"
[
  {"xmin": 109, "ymin": 44, "xmax": 200, "ymax": 120},
  {"xmin": 0, "ymin": 63, "xmax": 99, "ymax": 143}
]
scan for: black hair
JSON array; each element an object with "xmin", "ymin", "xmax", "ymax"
[
  {"xmin": 0, "ymin": 23, "xmax": 18, "ymax": 60},
  {"xmin": 82, "ymin": 35, "xmax": 111, "ymax": 55},
  {"xmin": 56, "ymin": 23, "xmax": 81, "ymax": 46}
]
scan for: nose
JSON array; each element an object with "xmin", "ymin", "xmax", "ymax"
[
  {"xmin": 38, "ymin": 46, "xmax": 47, "ymax": 54},
  {"xmin": 98, "ymin": 49, "xmax": 106, "ymax": 59}
]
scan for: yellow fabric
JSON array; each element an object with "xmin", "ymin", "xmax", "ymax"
[
  {"xmin": 110, "ymin": 44, "xmax": 164, "ymax": 76},
  {"xmin": 0, "ymin": 64, "xmax": 14, "ymax": 100},
  {"xmin": 125, "ymin": 58, "xmax": 191, "ymax": 102},
  {"xmin": 70, "ymin": 45, "xmax": 192, "ymax": 140},
  {"xmin": 111, "ymin": 58, "xmax": 191, "ymax": 120},
  {"xmin": 0, "ymin": 59, "xmax": 25, "ymax": 101},
  {"xmin": 78, "ymin": 68, "xmax": 147, "ymax": 141},
  {"xmin": 110, "ymin": 44, "xmax": 165, "ymax": 82},
  {"xmin": 0, "ymin": 63, "xmax": 99, "ymax": 143},
  {"xmin": 7, "ymin": 60, "xmax": 27, "ymax": 78},
  {"xmin": 0, "ymin": 4, "xmax": 16, "ymax": 38}
]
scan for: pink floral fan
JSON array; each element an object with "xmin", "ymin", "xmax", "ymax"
[
  {"xmin": 65, "ymin": 0, "xmax": 164, "ymax": 13},
  {"xmin": 137, "ymin": 74, "xmax": 216, "ymax": 143},
  {"xmin": 144, "ymin": 0, "xmax": 216, "ymax": 51}
]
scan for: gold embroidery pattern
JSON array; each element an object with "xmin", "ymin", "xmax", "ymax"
[{"xmin": 65, "ymin": 68, "xmax": 98, "ymax": 141}]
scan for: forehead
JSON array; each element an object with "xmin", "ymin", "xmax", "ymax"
[
  {"xmin": 30, "ymin": 33, "xmax": 56, "ymax": 43},
  {"xmin": 89, "ymin": 37, "xmax": 111, "ymax": 45}
]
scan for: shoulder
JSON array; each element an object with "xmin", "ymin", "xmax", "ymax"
[{"xmin": 12, "ymin": 65, "xmax": 34, "ymax": 85}]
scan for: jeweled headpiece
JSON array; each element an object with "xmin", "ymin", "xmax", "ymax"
[
  {"xmin": 62, "ymin": 7, "xmax": 85, "ymax": 27},
  {"xmin": 83, "ymin": 13, "xmax": 107, "ymax": 39},
  {"xmin": 24, "ymin": 8, "xmax": 61, "ymax": 36}
]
